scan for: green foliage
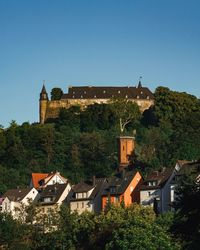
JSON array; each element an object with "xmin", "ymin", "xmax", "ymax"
[
  {"xmin": 51, "ymin": 87, "xmax": 63, "ymax": 100},
  {"xmin": 0, "ymin": 204, "xmax": 179, "ymax": 249},
  {"xmin": 172, "ymin": 166, "xmax": 200, "ymax": 249},
  {"xmin": 110, "ymin": 98, "xmax": 141, "ymax": 134}
]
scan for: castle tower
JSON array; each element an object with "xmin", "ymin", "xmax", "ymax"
[
  {"xmin": 118, "ymin": 136, "xmax": 135, "ymax": 170},
  {"xmin": 39, "ymin": 84, "xmax": 49, "ymax": 124}
]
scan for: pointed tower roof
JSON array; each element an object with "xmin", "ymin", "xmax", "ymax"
[
  {"xmin": 40, "ymin": 83, "xmax": 48, "ymax": 101},
  {"xmin": 138, "ymin": 77, "xmax": 142, "ymax": 88},
  {"xmin": 41, "ymin": 84, "xmax": 47, "ymax": 94}
]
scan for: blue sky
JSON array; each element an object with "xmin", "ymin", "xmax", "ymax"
[{"xmin": 0, "ymin": 0, "xmax": 199, "ymax": 127}]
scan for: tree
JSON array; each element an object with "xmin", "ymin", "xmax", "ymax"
[
  {"xmin": 172, "ymin": 164, "xmax": 200, "ymax": 249},
  {"xmin": 110, "ymin": 98, "xmax": 141, "ymax": 134},
  {"xmin": 51, "ymin": 87, "xmax": 63, "ymax": 100}
]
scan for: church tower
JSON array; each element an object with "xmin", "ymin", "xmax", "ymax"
[{"xmin": 39, "ymin": 84, "xmax": 49, "ymax": 124}]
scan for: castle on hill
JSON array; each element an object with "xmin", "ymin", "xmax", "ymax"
[{"xmin": 39, "ymin": 81, "xmax": 154, "ymax": 124}]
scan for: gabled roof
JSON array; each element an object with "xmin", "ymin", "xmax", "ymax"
[
  {"xmin": 102, "ymin": 170, "xmax": 139, "ymax": 196},
  {"xmin": 31, "ymin": 172, "xmax": 68, "ymax": 189},
  {"xmin": 70, "ymin": 178, "xmax": 107, "ymax": 201},
  {"xmin": 61, "ymin": 86, "xmax": 154, "ymax": 100},
  {"xmin": 72, "ymin": 182, "xmax": 94, "ymax": 193},
  {"xmin": 39, "ymin": 183, "xmax": 69, "ymax": 204},
  {"xmin": 140, "ymin": 168, "xmax": 173, "ymax": 191},
  {"xmin": 31, "ymin": 173, "xmax": 49, "ymax": 189},
  {"xmin": 3, "ymin": 187, "xmax": 34, "ymax": 202}
]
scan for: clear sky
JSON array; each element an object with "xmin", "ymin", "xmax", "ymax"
[{"xmin": 0, "ymin": 0, "xmax": 199, "ymax": 127}]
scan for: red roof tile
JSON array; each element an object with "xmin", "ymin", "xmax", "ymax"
[{"xmin": 31, "ymin": 173, "xmax": 49, "ymax": 189}]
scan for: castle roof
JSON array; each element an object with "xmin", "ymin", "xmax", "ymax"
[{"xmin": 61, "ymin": 86, "xmax": 154, "ymax": 100}]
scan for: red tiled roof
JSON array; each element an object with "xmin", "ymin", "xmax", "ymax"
[{"xmin": 31, "ymin": 173, "xmax": 49, "ymax": 189}]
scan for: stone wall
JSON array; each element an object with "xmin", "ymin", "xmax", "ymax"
[{"xmin": 40, "ymin": 98, "xmax": 154, "ymax": 123}]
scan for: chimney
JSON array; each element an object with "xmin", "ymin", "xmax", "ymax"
[{"xmin": 118, "ymin": 136, "xmax": 135, "ymax": 170}]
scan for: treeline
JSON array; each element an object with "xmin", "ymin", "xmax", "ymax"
[
  {"xmin": 0, "ymin": 204, "xmax": 180, "ymax": 250},
  {"xmin": 1, "ymin": 86, "xmax": 200, "ymax": 192}
]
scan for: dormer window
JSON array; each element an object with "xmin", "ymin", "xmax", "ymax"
[
  {"xmin": 110, "ymin": 187, "xmax": 116, "ymax": 193},
  {"xmin": 148, "ymin": 181, "xmax": 157, "ymax": 187}
]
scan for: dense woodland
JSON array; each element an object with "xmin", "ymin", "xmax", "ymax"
[
  {"xmin": 1, "ymin": 86, "xmax": 200, "ymax": 192},
  {"xmin": 1, "ymin": 86, "xmax": 200, "ymax": 249}
]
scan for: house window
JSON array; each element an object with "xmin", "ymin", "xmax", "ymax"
[
  {"xmin": 84, "ymin": 91, "xmax": 86, "ymax": 94},
  {"xmin": 103, "ymin": 90, "xmax": 106, "ymax": 93},
  {"xmin": 136, "ymin": 95, "xmax": 139, "ymax": 99},
  {"xmin": 125, "ymin": 95, "xmax": 128, "ymax": 98},
  {"xmin": 114, "ymin": 196, "xmax": 120, "ymax": 203},
  {"xmin": 148, "ymin": 191, "xmax": 151, "ymax": 197},
  {"xmin": 110, "ymin": 187, "xmax": 116, "ymax": 193},
  {"xmin": 118, "ymin": 90, "xmax": 120, "ymax": 94},
  {"xmin": 82, "ymin": 202, "xmax": 84, "ymax": 208},
  {"xmin": 94, "ymin": 95, "xmax": 96, "ymax": 98},
  {"xmin": 147, "ymin": 96, "xmax": 149, "ymax": 99}
]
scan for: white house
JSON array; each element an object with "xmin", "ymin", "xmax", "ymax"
[
  {"xmin": 2, "ymin": 187, "xmax": 38, "ymax": 219},
  {"xmin": 37, "ymin": 183, "xmax": 71, "ymax": 214},
  {"xmin": 69, "ymin": 178, "xmax": 107, "ymax": 214},
  {"xmin": 140, "ymin": 168, "xmax": 175, "ymax": 214},
  {"xmin": 30, "ymin": 171, "xmax": 68, "ymax": 189}
]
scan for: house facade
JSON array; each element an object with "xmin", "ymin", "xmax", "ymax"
[
  {"xmin": 101, "ymin": 170, "xmax": 142, "ymax": 210},
  {"xmin": 69, "ymin": 178, "xmax": 107, "ymax": 214},
  {"xmin": 37, "ymin": 183, "xmax": 71, "ymax": 214},
  {"xmin": 140, "ymin": 168, "xmax": 178, "ymax": 214},
  {"xmin": 2, "ymin": 187, "xmax": 38, "ymax": 219}
]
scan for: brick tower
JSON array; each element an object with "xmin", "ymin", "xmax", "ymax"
[{"xmin": 118, "ymin": 136, "xmax": 135, "ymax": 170}]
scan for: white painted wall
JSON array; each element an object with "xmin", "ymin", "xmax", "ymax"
[{"xmin": 70, "ymin": 200, "xmax": 94, "ymax": 214}]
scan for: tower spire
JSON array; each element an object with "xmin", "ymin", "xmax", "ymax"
[
  {"xmin": 138, "ymin": 76, "xmax": 142, "ymax": 88},
  {"xmin": 40, "ymin": 81, "xmax": 48, "ymax": 100}
]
